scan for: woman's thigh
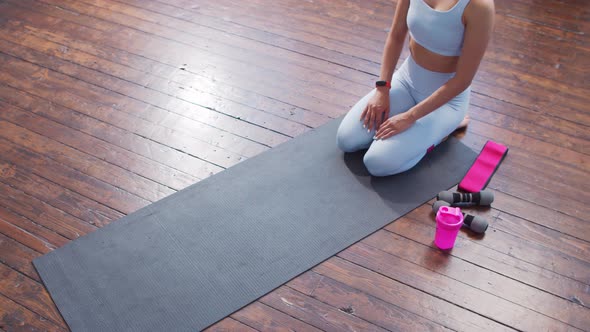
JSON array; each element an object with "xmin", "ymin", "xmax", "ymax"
[
  {"xmin": 336, "ymin": 78, "xmax": 416, "ymax": 152},
  {"xmin": 363, "ymin": 100, "xmax": 468, "ymax": 176}
]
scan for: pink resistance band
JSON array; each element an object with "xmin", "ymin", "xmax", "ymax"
[{"xmin": 459, "ymin": 140, "xmax": 508, "ymax": 193}]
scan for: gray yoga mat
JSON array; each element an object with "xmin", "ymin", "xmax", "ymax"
[{"xmin": 34, "ymin": 118, "xmax": 477, "ymax": 332}]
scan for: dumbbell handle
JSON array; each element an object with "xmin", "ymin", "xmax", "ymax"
[{"xmin": 437, "ymin": 190, "xmax": 494, "ymax": 206}]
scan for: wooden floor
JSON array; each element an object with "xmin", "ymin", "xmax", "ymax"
[{"xmin": 0, "ymin": 0, "xmax": 588, "ymax": 330}]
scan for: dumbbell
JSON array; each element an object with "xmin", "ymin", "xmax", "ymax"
[
  {"xmin": 437, "ymin": 190, "xmax": 494, "ymax": 206},
  {"xmin": 432, "ymin": 201, "xmax": 489, "ymax": 234}
]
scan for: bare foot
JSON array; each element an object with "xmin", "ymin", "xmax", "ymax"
[
  {"xmin": 440, "ymin": 115, "xmax": 470, "ymax": 144},
  {"xmin": 456, "ymin": 115, "xmax": 470, "ymax": 130}
]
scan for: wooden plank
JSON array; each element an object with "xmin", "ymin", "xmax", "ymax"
[
  {"xmin": 204, "ymin": 318, "xmax": 258, "ymax": 332},
  {"xmin": 3, "ymin": 6, "xmax": 588, "ymax": 174},
  {"xmin": 384, "ymin": 210, "xmax": 590, "ymax": 307},
  {"xmin": 489, "ymin": 174, "xmax": 588, "ymax": 224},
  {"xmin": 0, "ymin": 218, "xmax": 54, "ymax": 256},
  {"xmin": 470, "ymin": 93, "xmax": 589, "ymax": 141},
  {"xmin": 0, "ymin": 85, "xmax": 225, "ymax": 180},
  {"xmin": 0, "ymin": 99, "xmax": 195, "ymax": 193},
  {"xmin": 470, "ymin": 79, "xmax": 590, "ymax": 127},
  {"xmin": 0, "ymin": 28, "xmax": 310, "ymax": 140},
  {"xmin": 0, "ymin": 207, "xmax": 65, "ymax": 252},
  {"xmin": 0, "ymin": 46, "xmax": 285, "ymax": 157},
  {"xmin": 1, "ymin": 0, "xmax": 367, "ymax": 108},
  {"xmin": 176, "ymin": 0, "xmax": 590, "ymax": 86},
  {"xmin": 493, "ymin": 9, "xmax": 589, "ymax": 48},
  {"xmin": 0, "ymin": 12, "xmax": 343, "ymax": 126},
  {"xmin": 487, "ymin": 143, "xmax": 590, "ymax": 200},
  {"xmin": 3, "ymin": 20, "xmax": 588, "ymax": 210},
  {"xmin": 494, "ymin": 0, "xmax": 590, "ymax": 34},
  {"xmin": 361, "ymin": 229, "xmax": 588, "ymax": 330},
  {"xmin": 0, "ymin": 130, "xmax": 149, "ymax": 214},
  {"xmin": 463, "ymin": 121, "xmax": 589, "ymax": 193},
  {"xmin": 401, "ymin": 202, "xmax": 590, "ymax": 285},
  {"xmin": 8, "ymin": 0, "xmax": 588, "ymax": 139},
  {"xmin": 190, "ymin": 0, "xmax": 590, "ymax": 95},
  {"xmin": 259, "ymin": 286, "xmax": 389, "ymax": 332},
  {"xmin": 0, "ymin": 45, "xmax": 268, "ymax": 165},
  {"xmin": 231, "ymin": 301, "xmax": 322, "ymax": 332},
  {"xmin": 494, "ymin": 211, "xmax": 590, "ymax": 266},
  {"xmin": 0, "ymin": 293, "xmax": 66, "ymax": 332},
  {"xmin": 1, "ymin": 4, "xmax": 331, "ymax": 129},
  {"xmin": 12, "ymin": 24, "xmax": 332, "ymax": 129},
  {"xmin": 463, "ymin": 173, "xmax": 590, "ymax": 245},
  {"xmin": 163, "ymin": 0, "xmax": 586, "ymax": 121},
  {"xmin": 470, "ymin": 104, "xmax": 589, "ymax": 155},
  {"xmin": 288, "ymin": 271, "xmax": 452, "ymax": 331},
  {"xmin": 183, "ymin": 0, "xmax": 385, "ymax": 78},
  {"xmin": 470, "ymin": 112, "xmax": 588, "ymax": 170},
  {"xmin": 0, "ymin": 179, "xmax": 93, "ymax": 241},
  {"xmin": 0, "ymin": 263, "xmax": 63, "ymax": 325},
  {"xmin": 482, "ymin": 24, "xmax": 589, "ymax": 80},
  {"xmin": 474, "ymin": 63, "xmax": 590, "ymax": 120},
  {"xmin": 313, "ymin": 257, "xmax": 512, "ymax": 331},
  {"xmin": 283, "ymin": 0, "xmax": 590, "ymax": 79},
  {"xmin": 460, "ymin": 131, "xmax": 590, "ymax": 221},
  {"xmin": 490, "ymin": 189, "xmax": 590, "ymax": 243},
  {"xmin": 0, "ymin": 233, "xmax": 40, "ymax": 281},
  {"xmin": 103, "ymin": 0, "xmax": 590, "ymax": 136},
  {"xmin": 487, "ymin": 150, "xmax": 589, "ymax": 210},
  {"xmin": 126, "ymin": 0, "xmax": 386, "ymax": 52},
  {"xmin": 84, "ymin": 0, "xmax": 584, "ymax": 124},
  {"xmin": 4, "ymin": 11, "xmax": 584, "ymax": 175},
  {"xmin": 9, "ymin": 17, "xmax": 348, "ymax": 121},
  {"xmin": 113, "ymin": 0, "xmax": 385, "ymax": 75},
  {"xmin": 338, "ymin": 243, "xmax": 581, "ymax": 331},
  {"xmin": 0, "ymin": 153, "xmax": 121, "ymax": 228},
  {"xmin": 0, "ymin": 85, "xmax": 221, "ymax": 180},
  {"xmin": 274, "ymin": 0, "xmax": 590, "ymax": 52},
  {"xmin": 0, "ymin": 112, "xmax": 174, "ymax": 208},
  {"xmin": 36, "ymin": 0, "xmax": 370, "ymax": 96}
]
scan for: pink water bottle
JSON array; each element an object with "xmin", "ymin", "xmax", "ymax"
[{"xmin": 434, "ymin": 206, "xmax": 464, "ymax": 250}]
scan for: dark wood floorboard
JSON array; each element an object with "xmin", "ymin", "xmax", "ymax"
[{"xmin": 0, "ymin": 0, "xmax": 588, "ymax": 331}]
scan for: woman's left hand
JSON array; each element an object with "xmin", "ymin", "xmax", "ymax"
[{"xmin": 374, "ymin": 111, "xmax": 417, "ymax": 140}]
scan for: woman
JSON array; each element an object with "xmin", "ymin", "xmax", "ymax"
[{"xmin": 337, "ymin": 0, "xmax": 494, "ymax": 176}]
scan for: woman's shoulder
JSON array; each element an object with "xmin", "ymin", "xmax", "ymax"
[
  {"xmin": 465, "ymin": 0, "xmax": 495, "ymax": 21},
  {"xmin": 467, "ymin": 0, "xmax": 495, "ymax": 12}
]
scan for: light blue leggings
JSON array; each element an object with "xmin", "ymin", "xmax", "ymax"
[{"xmin": 337, "ymin": 56, "xmax": 470, "ymax": 176}]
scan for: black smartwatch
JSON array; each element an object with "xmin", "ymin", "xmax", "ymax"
[{"xmin": 376, "ymin": 80, "xmax": 391, "ymax": 88}]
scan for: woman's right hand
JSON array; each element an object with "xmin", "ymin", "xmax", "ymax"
[{"xmin": 360, "ymin": 88, "xmax": 390, "ymax": 132}]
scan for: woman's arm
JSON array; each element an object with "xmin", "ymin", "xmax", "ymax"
[
  {"xmin": 406, "ymin": 0, "xmax": 495, "ymax": 122},
  {"xmin": 361, "ymin": 0, "xmax": 410, "ymax": 131},
  {"xmin": 379, "ymin": 0, "xmax": 411, "ymax": 82}
]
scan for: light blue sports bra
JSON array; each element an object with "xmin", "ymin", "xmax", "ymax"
[{"xmin": 407, "ymin": 0, "xmax": 471, "ymax": 56}]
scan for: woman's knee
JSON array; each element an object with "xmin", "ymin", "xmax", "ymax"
[
  {"xmin": 363, "ymin": 147, "xmax": 424, "ymax": 177},
  {"xmin": 363, "ymin": 149, "xmax": 402, "ymax": 177},
  {"xmin": 336, "ymin": 125, "xmax": 367, "ymax": 153}
]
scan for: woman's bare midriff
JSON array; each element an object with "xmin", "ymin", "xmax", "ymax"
[{"xmin": 409, "ymin": 37, "xmax": 459, "ymax": 73}]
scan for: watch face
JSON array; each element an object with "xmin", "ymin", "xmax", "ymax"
[{"xmin": 376, "ymin": 81, "xmax": 387, "ymax": 86}]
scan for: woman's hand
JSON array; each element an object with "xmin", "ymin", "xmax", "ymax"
[
  {"xmin": 360, "ymin": 89, "xmax": 390, "ymax": 132},
  {"xmin": 375, "ymin": 111, "xmax": 417, "ymax": 140}
]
